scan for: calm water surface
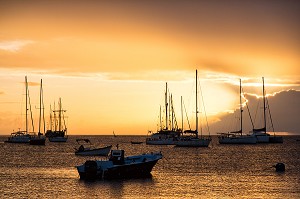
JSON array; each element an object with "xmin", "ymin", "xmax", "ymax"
[{"xmin": 0, "ymin": 135, "xmax": 299, "ymax": 198}]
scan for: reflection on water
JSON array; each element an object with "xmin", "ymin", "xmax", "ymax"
[{"xmin": 0, "ymin": 135, "xmax": 300, "ymax": 198}]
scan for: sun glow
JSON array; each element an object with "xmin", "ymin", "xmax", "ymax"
[{"xmin": 1, "ymin": 1, "xmax": 299, "ymax": 135}]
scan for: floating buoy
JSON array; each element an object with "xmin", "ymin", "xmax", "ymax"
[{"xmin": 274, "ymin": 163, "xmax": 285, "ymax": 172}]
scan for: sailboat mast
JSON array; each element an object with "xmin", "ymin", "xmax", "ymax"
[
  {"xmin": 171, "ymin": 94, "xmax": 173, "ymax": 130},
  {"xmin": 54, "ymin": 102, "xmax": 57, "ymax": 131},
  {"xmin": 59, "ymin": 98, "xmax": 62, "ymax": 132},
  {"xmin": 195, "ymin": 70, "xmax": 198, "ymax": 138},
  {"xmin": 240, "ymin": 79, "xmax": 243, "ymax": 135},
  {"xmin": 49, "ymin": 105, "xmax": 52, "ymax": 131},
  {"xmin": 39, "ymin": 79, "xmax": 42, "ymax": 134},
  {"xmin": 181, "ymin": 96, "xmax": 183, "ymax": 132},
  {"xmin": 25, "ymin": 76, "xmax": 28, "ymax": 134},
  {"xmin": 262, "ymin": 77, "xmax": 266, "ymax": 132},
  {"xmin": 165, "ymin": 82, "xmax": 168, "ymax": 130},
  {"xmin": 159, "ymin": 105, "xmax": 162, "ymax": 130}
]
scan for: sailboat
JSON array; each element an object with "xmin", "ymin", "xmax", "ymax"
[
  {"xmin": 250, "ymin": 77, "xmax": 283, "ymax": 143},
  {"xmin": 218, "ymin": 79, "xmax": 257, "ymax": 144},
  {"xmin": 29, "ymin": 79, "xmax": 46, "ymax": 145},
  {"xmin": 5, "ymin": 76, "xmax": 32, "ymax": 143},
  {"xmin": 46, "ymin": 98, "xmax": 68, "ymax": 142},
  {"xmin": 146, "ymin": 82, "xmax": 182, "ymax": 145},
  {"xmin": 175, "ymin": 70, "xmax": 211, "ymax": 147}
]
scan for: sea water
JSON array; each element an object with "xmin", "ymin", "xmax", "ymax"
[{"xmin": 0, "ymin": 135, "xmax": 299, "ymax": 199}]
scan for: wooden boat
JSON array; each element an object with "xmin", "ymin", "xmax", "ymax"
[
  {"xmin": 76, "ymin": 149, "xmax": 162, "ymax": 180},
  {"xmin": 75, "ymin": 139, "xmax": 112, "ymax": 156}
]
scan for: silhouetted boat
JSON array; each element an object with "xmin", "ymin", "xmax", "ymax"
[
  {"xmin": 76, "ymin": 149, "xmax": 162, "ymax": 180},
  {"xmin": 250, "ymin": 77, "xmax": 283, "ymax": 143},
  {"xmin": 5, "ymin": 76, "xmax": 32, "ymax": 144},
  {"xmin": 131, "ymin": 141, "xmax": 143, "ymax": 144},
  {"xmin": 29, "ymin": 79, "xmax": 46, "ymax": 145},
  {"xmin": 46, "ymin": 98, "xmax": 68, "ymax": 142},
  {"xmin": 5, "ymin": 131, "xmax": 31, "ymax": 143},
  {"xmin": 75, "ymin": 139, "xmax": 112, "ymax": 156},
  {"xmin": 218, "ymin": 79, "xmax": 257, "ymax": 144},
  {"xmin": 175, "ymin": 70, "xmax": 211, "ymax": 147},
  {"xmin": 146, "ymin": 82, "xmax": 182, "ymax": 145}
]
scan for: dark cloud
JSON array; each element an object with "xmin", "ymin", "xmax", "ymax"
[{"xmin": 210, "ymin": 90, "xmax": 300, "ymax": 134}]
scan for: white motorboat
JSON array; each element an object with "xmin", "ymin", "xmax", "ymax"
[{"xmin": 76, "ymin": 149, "xmax": 163, "ymax": 180}]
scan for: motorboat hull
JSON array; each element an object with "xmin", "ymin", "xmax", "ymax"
[
  {"xmin": 78, "ymin": 160, "xmax": 159, "ymax": 180},
  {"xmin": 76, "ymin": 152, "xmax": 162, "ymax": 180}
]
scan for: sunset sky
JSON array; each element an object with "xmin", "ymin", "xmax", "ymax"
[{"xmin": 0, "ymin": 0, "xmax": 299, "ymax": 135}]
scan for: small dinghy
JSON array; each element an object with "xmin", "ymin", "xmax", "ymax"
[{"xmin": 75, "ymin": 139, "xmax": 112, "ymax": 156}]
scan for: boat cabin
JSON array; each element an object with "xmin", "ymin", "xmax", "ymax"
[{"xmin": 109, "ymin": 150, "xmax": 125, "ymax": 165}]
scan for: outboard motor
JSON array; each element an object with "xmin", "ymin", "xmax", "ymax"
[
  {"xmin": 109, "ymin": 150, "xmax": 125, "ymax": 165},
  {"xmin": 84, "ymin": 160, "xmax": 98, "ymax": 180},
  {"xmin": 274, "ymin": 163, "xmax": 285, "ymax": 172}
]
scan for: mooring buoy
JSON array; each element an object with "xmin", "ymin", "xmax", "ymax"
[{"xmin": 274, "ymin": 163, "xmax": 285, "ymax": 172}]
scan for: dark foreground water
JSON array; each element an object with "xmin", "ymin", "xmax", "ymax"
[{"xmin": 0, "ymin": 135, "xmax": 299, "ymax": 199}]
